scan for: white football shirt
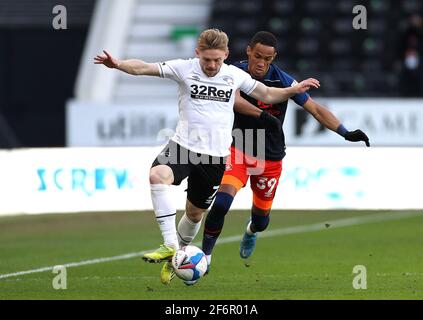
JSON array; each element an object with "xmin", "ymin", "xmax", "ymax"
[{"xmin": 158, "ymin": 58, "xmax": 258, "ymax": 157}]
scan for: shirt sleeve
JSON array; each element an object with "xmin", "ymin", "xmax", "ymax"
[
  {"xmin": 277, "ymin": 68, "xmax": 310, "ymax": 106},
  {"xmin": 157, "ymin": 59, "xmax": 187, "ymax": 82},
  {"xmin": 233, "ymin": 66, "xmax": 258, "ymax": 95}
]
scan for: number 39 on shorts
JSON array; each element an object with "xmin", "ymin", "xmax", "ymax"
[{"xmin": 255, "ymin": 177, "xmax": 278, "ymax": 198}]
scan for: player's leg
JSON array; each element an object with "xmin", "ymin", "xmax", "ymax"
[
  {"xmin": 143, "ymin": 141, "xmax": 191, "ymax": 264},
  {"xmin": 240, "ymin": 160, "xmax": 282, "ymax": 259},
  {"xmin": 177, "ymin": 199, "xmax": 206, "ymax": 247},
  {"xmin": 240, "ymin": 205, "xmax": 270, "ymax": 259},
  {"xmin": 202, "ymin": 183, "xmax": 239, "ymax": 265},
  {"xmin": 172, "ymin": 157, "xmax": 226, "ymax": 284},
  {"xmin": 149, "ymin": 163, "xmax": 181, "ymax": 285},
  {"xmin": 161, "ymin": 199, "xmax": 208, "ymax": 285},
  {"xmin": 202, "ymin": 147, "xmax": 249, "ymax": 269},
  {"xmin": 178, "ymin": 156, "xmax": 226, "ymax": 248}
]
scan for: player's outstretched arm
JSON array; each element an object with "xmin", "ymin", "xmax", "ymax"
[
  {"xmin": 94, "ymin": 50, "xmax": 160, "ymax": 76},
  {"xmin": 233, "ymin": 90, "xmax": 261, "ymax": 118},
  {"xmin": 303, "ymin": 97, "xmax": 370, "ymax": 147},
  {"xmin": 249, "ymin": 78, "xmax": 320, "ymax": 104},
  {"xmin": 234, "ymin": 91, "xmax": 281, "ymax": 133}
]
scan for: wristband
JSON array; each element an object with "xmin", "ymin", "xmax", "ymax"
[{"xmin": 336, "ymin": 124, "xmax": 348, "ymax": 137}]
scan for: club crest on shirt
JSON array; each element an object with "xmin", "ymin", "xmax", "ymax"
[
  {"xmin": 191, "ymin": 74, "xmax": 200, "ymax": 82},
  {"xmin": 225, "ymin": 163, "xmax": 233, "ymax": 171},
  {"xmin": 223, "ymin": 76, "xmax": 234, "ymax": 86}
]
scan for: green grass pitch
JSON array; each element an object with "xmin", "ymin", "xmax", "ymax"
[{"xmin": 0, "ymin": 210, "xmax": 422, "ymax": 300}]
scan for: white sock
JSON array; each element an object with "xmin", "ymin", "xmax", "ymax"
[
  {"xmin": 150, "ymin": 184, "xmax": 179, "ymax": 250},
  {"xmin": 177, "ymin": 213, "xmax": 202, "ymax": 246},
  {"xmin": 246, "ymin": 221, "xmax": 255, "ymax": 236},
  {"xmin": 205, "ymin": 254, "xmax": 212, "ymax": 266}
]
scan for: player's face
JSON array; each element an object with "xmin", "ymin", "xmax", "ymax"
[
  {"xmin": 246, "ymin": 43, "xmax": 277, "ymax": 79},
  {"xmin": 196, "ymin": 48, "xmax": 228, "ymax": 77}
]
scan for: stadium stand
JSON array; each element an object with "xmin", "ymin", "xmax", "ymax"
[
  {"xmin": 0, "ymin": 0, "xmax": 96, "ymax": 147},
  {"xmin": 75, "ymin": 0, "xmax": 212, "ymax": 104},
  {"xmin": 209, "ymin": 0, "xmax": 423, "ymax": 97},
  {"xmin": 1, "ymin": 0, "xmax": 422, "ymax": 148},
  {"xmin": 0, "ymin": 0, "xmax": 94, "ymax": 27},
  {"xmin": 114, "ymin": 0, "xmax": 211, "ymax": 102}
]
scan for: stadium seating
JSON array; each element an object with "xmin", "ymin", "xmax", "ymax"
[
  {"xmin": 0, "ymin": 0, "xmax": 94, "ymax": 26},
  {"xmin": 114, "ymin": 0, "xmax": 212, "ymax": 103},
  {"xmin": 0, "ymin": 0, "xmax": 95, "ymax": 147},
  {"xmin": 209, "ymin": 0, "xmax": 420, "ymax": 97}
]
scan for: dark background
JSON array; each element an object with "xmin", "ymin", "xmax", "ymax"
[
  {"xmin": 0, "ymin": 0, "xmax": 422, "ymax": 148},
  {"xmin": 0, "ymin": 0, "xmax": 96, "ymax": 148}
]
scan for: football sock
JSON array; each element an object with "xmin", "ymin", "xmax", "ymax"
[
  {"xmin": 247, "ymin": 213, "xmax": 270, "ymax": 235},
  {"xmin": 252, "ymin": 213, "xmax": 270, "ymax": 232},
  {"xmin": 246, "ymin": 221, "xmax": 255, "ymax": 236},
  {"xmin": 202, "ymin": 192, "xmax": 234, "ymax": 255},
  {"xmin": 177, "ymin": 213, "xmax": 202, "ymax": 246},
  {"xmin": 150, "ymin": 184, "xmax": 179, "ymax": 250},
  {"xmin": 202, "ymin": 232, "xmax": 220, "ymax": 256}
]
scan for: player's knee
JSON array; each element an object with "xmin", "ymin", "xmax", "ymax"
[
  {"xmin": 252, "ymin": 214, "xmax": 270, "ymax": 232},
  {"xmin": 186, "ymin": 210, "xmax": 205, "ymax": 223},
  {"xmin": 149, "ymin": 166, "xmax": 173, "ymax": 185},
  {"xmin": 149, "ymin": 172, "xmax": 161, "ymax": 184}
]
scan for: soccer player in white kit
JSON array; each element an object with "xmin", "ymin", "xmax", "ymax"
[{"xmin": 95, "ymin": 29, "xmax": 320, "ymax": 285}]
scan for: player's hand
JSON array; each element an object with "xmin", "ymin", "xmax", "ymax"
[
  {"xmin": 94, "ymin": 50, "xmax": 120, "ymax": 69},
  {"xmin": 259, "ymin": 111, "xmax": 282, "ymax": 134},
  {"xmin": 344, "ymin": 129, "xmax": 370, "ymax": 147},
  {"xmin": 294, "ymin": 78, "xmax": 320, "ymax": 94}
]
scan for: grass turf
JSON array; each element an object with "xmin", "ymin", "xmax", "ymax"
[{"xmin": 0, "ymin": 210, "xmax": 422, "ymax": 300}]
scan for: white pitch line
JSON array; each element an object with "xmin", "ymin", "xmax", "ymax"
[
  {"xmin": 216, "ymin": 210, "xmax": 423, "ymax": 245},
  {"xmin": 0, "ymin": 210, "xmax": 422, "ymax": 280},
  {"xmin": 0, "ymin": 252, "xmax": 148, "ymax": 280}
]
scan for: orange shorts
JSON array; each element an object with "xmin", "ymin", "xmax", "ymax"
[{"xmin": 221, "ymin": 146, "xmax": 283, "ymax": 211}]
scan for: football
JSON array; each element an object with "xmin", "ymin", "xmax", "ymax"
[{"xmin": 171, "ymin": 245, "xmax": 208, "ymax": 285}]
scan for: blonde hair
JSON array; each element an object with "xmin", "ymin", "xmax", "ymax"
[{"xmin": 197, "ymin": 28, "xmax": 229, "ymax": 51}]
